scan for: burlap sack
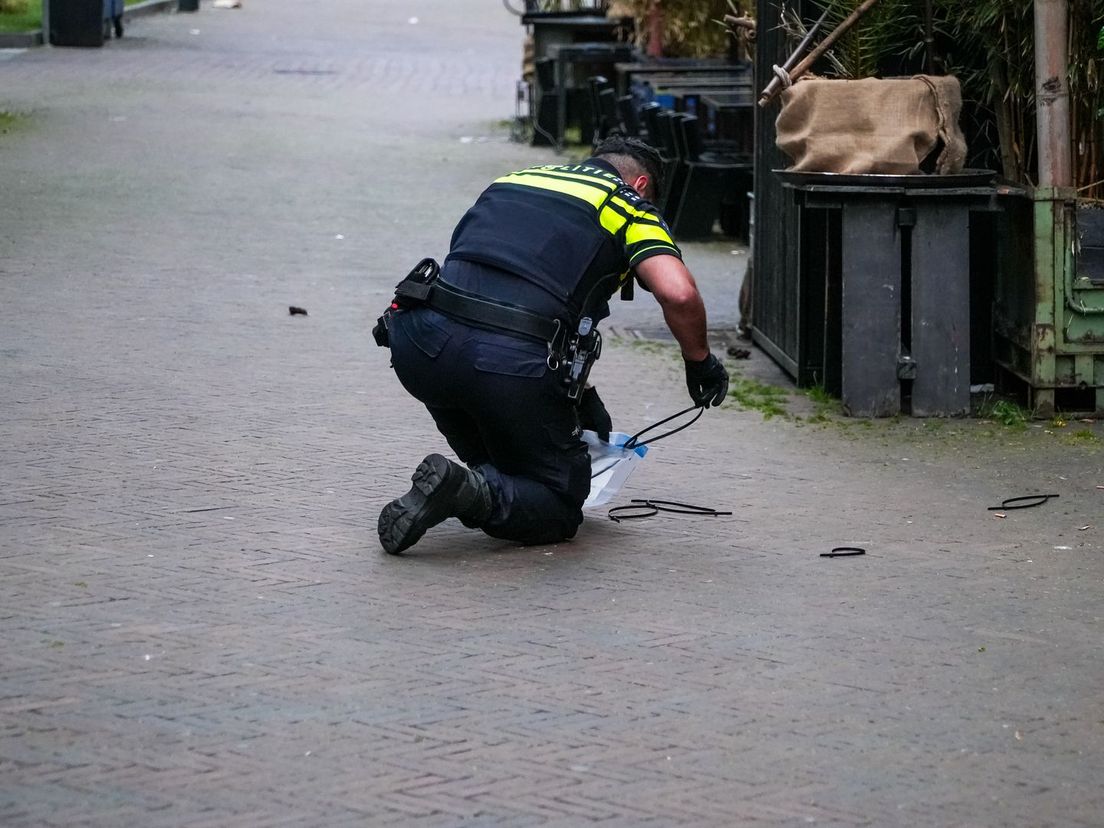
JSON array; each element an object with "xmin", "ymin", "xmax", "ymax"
[{"xmin": 775, "ymin": 75, "xmax": 967, "ymax": 175}]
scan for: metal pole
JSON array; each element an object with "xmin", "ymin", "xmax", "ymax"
[
  {"xmin": 41, "ymin": 0, "xmax": 49, "ymax": 44},
  {"xmin": 1034, "ymin": 0, "xmax": 1072, "ymax": 187},
  {"xmin": 1030, "ymin": 0, "xmax": 1073, "ymax": 419}
]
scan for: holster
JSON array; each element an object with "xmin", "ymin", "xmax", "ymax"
[
  {"xmin": 561, "ymin": 316, "xmax": 601, "ymax": 400},
  {"xmin": 372, "ymin": 258, "xmax": 441, "ymax": 348}
]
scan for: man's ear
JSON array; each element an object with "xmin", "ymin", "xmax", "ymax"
[{"xmin": 630, "ymin": 174, "xmax": 651, "ymax": 200}]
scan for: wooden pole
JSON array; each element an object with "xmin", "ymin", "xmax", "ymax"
[{"xmin": 758, "ymin": 0, "xmax": 883, "ymax": 108}]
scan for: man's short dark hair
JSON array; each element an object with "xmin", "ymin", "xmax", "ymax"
[{"xmin": 592, "ymin": 136, "xmax": 665, "ymax": 203}]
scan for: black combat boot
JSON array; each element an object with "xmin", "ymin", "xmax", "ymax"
[{"xmin": 377, "ymin": 454, "xmax": 492, "ymax": 555}]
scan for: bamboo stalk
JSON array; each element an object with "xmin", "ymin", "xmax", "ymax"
[{"xmin": 758, "ymin": 0, "xmax": 883, "ymax": 107}]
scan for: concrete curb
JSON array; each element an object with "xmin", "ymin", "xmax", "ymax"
[
  {"xmin": 0, "ymin": 30, "xmax": 41, "ymax": 48},
  {"xmin": 0, "ymin": 0, "xmax": 183, "ymax": 48},
  {"xmin": 125, "ymin": 0, "xmax": 185, "ymax": 20}
]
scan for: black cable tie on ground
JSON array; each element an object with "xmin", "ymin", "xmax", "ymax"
[
  {"xmin": 820, "ymin": 546, "xmax": 866, "ymax": 558},
  {"xmin": 987, "ymin": 494, "xmax": 1060, "ymax": 511},
  {"xmin": 608, "ymin": 502, "xmax": 659, "ymax": 522},
  {"xmin": 608, "ymin": 498, "xmax": 732, "ymax": 523}
]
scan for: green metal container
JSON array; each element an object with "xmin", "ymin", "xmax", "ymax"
[{"xmin": 993, "ymin": 189, "xmax": 1104, "ymax": 416}]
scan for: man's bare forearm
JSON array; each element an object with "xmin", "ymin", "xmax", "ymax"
[{"xmin": 634, "ymin": 255, "xmax": 711, "ymax": 362}]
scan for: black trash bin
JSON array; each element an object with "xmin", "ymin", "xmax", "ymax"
[{"xmin": 50, "ymin": 0, "xmax": 107, "ymax": 47}]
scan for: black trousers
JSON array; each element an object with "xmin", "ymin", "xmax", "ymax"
[{"xmin": 388, "ymin": 307, "xmax": 591, "ymax": 545}]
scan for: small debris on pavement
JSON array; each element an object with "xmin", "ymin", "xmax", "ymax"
[
  {"xmin": 993, "ymin": 512, "xmax": 1006, "ymax": 518},
  {"xmin": 987, "ymin": 494, "xmax": 1060, "ymax": 511},
  {"xmin": 820, "ymin": 546, "xmax": 865, "ymax": 558},
  {"xmin": 288, "ymin": 306, "xmax": 308, "ymax": 316},
  {"xmin": 726, "ymin": 346, "xmax": 751, "ymax": 359}
]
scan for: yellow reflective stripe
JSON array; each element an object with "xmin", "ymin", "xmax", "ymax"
[
  {"xmin": 493, "ymin": 172, "xmax": 610, "ymax": 208},
  {"xmin": 599, "ymin": 204, "xmax": 628, "ymax": 236},
  {"xmin": 609, "ymin": 195, "xmax": 653, "ymax": 221},
  {"xmin": 523, "ymin": 166, "xmax": 621, "ymax": 189},
  {"xmin": 629, "ymin": 243, "xmax": 680, "ymax": 264},
  {"xmin": 625, "ymin": 221, "xmax": 675, "ymax": 247},
  {"xmin": 606, "ymin": 194, "xmax": 676, "ymax": 248}
]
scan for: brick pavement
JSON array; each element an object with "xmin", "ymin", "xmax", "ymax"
[{"xmin": 2, "ymin": 2, "xmax": 1104, "ymax": 825}]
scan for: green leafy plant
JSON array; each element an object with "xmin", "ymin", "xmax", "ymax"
[
  {"xmin": 0, "ymin": 0, "xmax": 38, "ymax": 32},
  {"xmin": 978, "ymin": 398, "xmax": 1029, "ymax": 428},
  {"xmin": 935, "ymin": 0, "xmax": 1103, "ymax": 197}
]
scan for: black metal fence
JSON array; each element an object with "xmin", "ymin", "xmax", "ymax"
[{"xmin": 751, "ymin": 0, "xmax": 808, "ymax": 379}]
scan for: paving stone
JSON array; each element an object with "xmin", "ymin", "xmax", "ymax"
[{"xmin": 2, "ymin": 0, "xmax": 1104, "ymax": 825}]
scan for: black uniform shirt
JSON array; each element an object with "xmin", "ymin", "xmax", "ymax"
[{"xmin": 443, "ymin": 157, "xmax": 681, "ymax": 323}]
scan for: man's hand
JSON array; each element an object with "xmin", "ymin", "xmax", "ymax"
[
  {"xmin": 578, "ymin": 386, "xmax": 612, "ymax": 442},
  {"xmin": 685, "ymin": 354, "xmax": 729, "ymax": 408}
]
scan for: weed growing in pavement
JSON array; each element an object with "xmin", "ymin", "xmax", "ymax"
[
  {"xmin": 802, "ymin": 384, "xmax": 841, "ymax": 423},
  {"xmin": 1063, "ymin": 428, "xmax": 1100, "ymax": 445},
  {"xmin": 977, "ymin": 399, "xmax": 1029, "ymax": 429},
  {"xmin": 626, "ymin": 337, "xmax": 672, "ymax": 353},
  {"xmin": 727, "ymin": 374, "xmax": 790, "ymax": 419},
  {"xmin": 0, "ymin": 110, "xmax": 29, "ymax": 135}
]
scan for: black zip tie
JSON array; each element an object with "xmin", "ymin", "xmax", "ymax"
[
  {"xmin": 820, "ymin": 546, "xmax": 866, "ymax": 558},
  {"xmin": 635, "ymin": 499, "xmax": 732, "ymax": 516},
  {"xmin": 622, "ymin": 405, "xmax": 704, "ymax": 451},
  {"xmin": 590, "ymin": 405, "xmax": 706, "ymax": 479},
  {"xmin": 608, "ymin": 498, "xmax": 732, "ymax": 523},
  {"xmin": 608, "ymin": 502, "xmax": 659, "ymax": 522},
  {"xmin": 987, "ymin": 494, "xmax": 1060, "ymax": 511}
]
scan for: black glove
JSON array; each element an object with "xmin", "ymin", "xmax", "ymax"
[
  {"xmin": 577, "ymin": 386, "xmax": 612, "ymax": 442},
  {"xmin": 684, "ymin": 353, "xmax": 729, "ymax": 408}
]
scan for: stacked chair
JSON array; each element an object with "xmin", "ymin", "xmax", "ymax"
[
  {"xmin": 587, "ymin": 76, "xmax": 622, "ymax": 141},
  {"xmin": 586, "ymin": 76, "xmax": 752, "ymax": 240},
  {"xmin": 668, "ymin": 113, "xmax": 752, "ymax": 239}
]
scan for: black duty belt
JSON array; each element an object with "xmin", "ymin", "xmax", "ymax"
[
  {"xmin": 425, "ymin": 280, "xmax": 562, "ymax": 344},
  {"xmin": 378, "ymin": 258, "xmax": 601, "ymax": 400}
]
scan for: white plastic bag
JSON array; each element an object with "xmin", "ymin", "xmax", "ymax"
[{"xmin": 581, "ymin": 430, "xmax": 649, "ymax": 510}]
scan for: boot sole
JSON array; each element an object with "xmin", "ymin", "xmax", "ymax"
[{"xmin": 378, "ymin": 454, "xmax": 458, "ymax": 555}]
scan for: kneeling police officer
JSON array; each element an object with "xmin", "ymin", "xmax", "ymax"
[{"xmin": 374, "ymin": 136, "xmax": 729, "ymax": 554}]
